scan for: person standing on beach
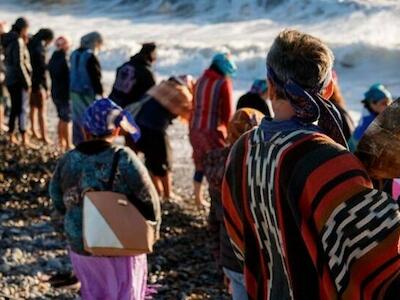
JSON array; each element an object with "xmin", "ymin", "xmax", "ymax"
[
  {"xmin": 109, "ymin": 42, "xmax": 157, "ymax": 108},
  {"xmin": 2, "ymin": 17, "xmax": 33, "ymax": 147},
  {"xmin": 222, "ymin": 29, "xmax": 400, "ymax": 299},
  {"xmin": 70, "ymin": 31, "xmax": 103, "ymax": 145},
  {"xmin": 48, "ymin": 36, "xmax": 72, "ymax": 151},
  {"xmin": 28, "ymin": 28, "xmax": 54, "ymax": 144},
  {"xmin": 189, "ymin": 52, "xmax": 236, "ymax": 207},
  {"xmin": 127, "ymin": 75, "xmax": 194, "ymax": 201},
  {"xmin": 49, "ymin": 98, "xmax": 160, "ymax": 300}
]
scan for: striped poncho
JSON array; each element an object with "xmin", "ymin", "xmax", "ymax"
[{"xmin": 222, "ymin": 118, "xmax": 400, "ymax": 300}]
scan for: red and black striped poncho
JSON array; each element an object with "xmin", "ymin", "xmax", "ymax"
[{"xmin": 222, "ymin": 124, "xmax": 400, "ymax": 300}]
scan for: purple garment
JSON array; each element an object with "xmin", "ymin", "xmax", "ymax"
[{"xmin": 70, "ymin": 251, "xmax": 148, "ymax": 300}]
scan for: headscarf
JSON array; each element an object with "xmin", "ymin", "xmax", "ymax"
[
  {"xmin": 80, "ymin": 31, "xmax": 103, "ymax": 51},
  {"xmin": 267, "ymin": 64, "xmax": 347, "ymax": 148},
  {"xmin": 83, "ymin": 98, "xmax": 141, "ymax": 142},
  {"xmin": 250, "ymin": 79, "xmax": 268, "ymax": 95},
  {"xmin": 228, "ymin": 108, "xmax": 265, "ymax": 144},
  {"xmin": 212, "ymin": 52, "xmax": 237, "ymax": 77}
]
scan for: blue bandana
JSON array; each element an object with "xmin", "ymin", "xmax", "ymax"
[
  {"xmin": 267, "ymin": 65, "xmax": 347, "ymax": 148},
  {"xmin": 83, "ymin": 98, "xmax": 141, "ymax": 142}
]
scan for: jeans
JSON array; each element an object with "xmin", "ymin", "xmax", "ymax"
[
  {"xmin": 7, "ymin": 84, "xmax": 29, "ymax": 133},
  {"xmin": 223, "ymin": 267, "xmax": 248, "ymax": 300}
]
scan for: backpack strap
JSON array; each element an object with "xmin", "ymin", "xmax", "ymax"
[{"xmin": 107, "ymin": 149, "xmax": 123, "ymax": 190}]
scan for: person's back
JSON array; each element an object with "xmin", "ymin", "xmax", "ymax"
[
  {"xmin": 109, "ymin": 43, "xmax": 156, "ymax": 108},
  {"xmin": 49, "ymin": 49, "xmax": 69, "ymax": 102},
  {"xmin": 190, "ymin": 66, "xmax": 232, "ymax": 135},
  {"xmin": 50, "ymin": 98, "xmax": 159, "ymax": 299},
  {"xmin": 223, "ymin": 30, "xmax": 400, "ymax": 300}
]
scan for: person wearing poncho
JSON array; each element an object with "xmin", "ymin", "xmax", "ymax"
[{"xmin": 222, "ymin": 29, "xmax": 400, "ymax": 300}]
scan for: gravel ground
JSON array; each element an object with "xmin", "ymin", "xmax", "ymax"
[{"xmin": 0, "ymin": 121, "xmax": 230, "ymax": 299}]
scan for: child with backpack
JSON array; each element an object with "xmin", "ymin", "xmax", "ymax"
[{"xmin": 49, "ymin": 98, "xmax": 160, "ymax": 299}]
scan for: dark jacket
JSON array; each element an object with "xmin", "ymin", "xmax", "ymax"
[
  {"xmin": 2, "ymin": 31, "xmax": 32, "ymax": 89},
  {"xmin": 109, "ymin": 53, "xmax": 155, "ymax": 107},
  {"xmin": 135, "ymin": 96, "xmax": 176, "ymax": 131},
  {"xmin": 28, "ymin": 37, "xmax": 49, "ymax": 91},
  {"xmin": 48, "ymin": 49, "xmax": 70, "ymax": 101},
  {"xmin": 70, "ymin": 47, "xmax": 103, "ymax": 96},
  {"xmin": 236, "ymin": 91, "xmax": 272, "ymax": 117}
]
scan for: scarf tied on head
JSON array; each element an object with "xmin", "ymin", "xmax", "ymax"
[
  {"xmin": 267, "ymin": 65, "xmax": 348, "ymax": 148},
  {"xmin": 84, "ymin": 98, "xmax": 141, "ymax": 142}
]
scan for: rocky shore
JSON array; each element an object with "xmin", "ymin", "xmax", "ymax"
[{"xmin": 0, "ymin": 126, "xmax": 229, "ymax": 299}]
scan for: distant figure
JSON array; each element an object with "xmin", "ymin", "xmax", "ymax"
[
  {"xmin": 70, "ymin": 31, "xmax": 103, "ymax": 145},
  {"xmin": 0, "ymin": 21, "xmax": 8, "ymax": 133},
  {"xmin": 2, "ymin": 17, "xmax": 33, "ymax": 147},
  {"xmin": 127, "ymin": 75, "xmax": 194, "ymax": 201},
  {"xmin": 203, "ymin": 108, "xmax": 264, "ymax": 300},
  {"xmin": 28, "ymin": 28, "xmax": 54, "ymax": 144},
  {"xmin": 49, "ymin": 98, "xmax": 160, "ymax": 300},
  {"xmin": 109, "ymin": 42, "xmax": 157, "ymax": 108},
  {"xmin": 236, "ymin": 79, "xmax": 273, "ymax": 117},
  {"xmin": 349, "ymin": 83, "xmax": 392, "ymax": 151},
  {"xmin": 189, "ymin": 52, "xmax": 236, "ymax": 207},
  {"xmin": 329, "ymin": 70, "xmax": 354, "ymax": 141},
  {"xmin": 48, "ymin": 36, "xmax": 71, "ymax": 151}
]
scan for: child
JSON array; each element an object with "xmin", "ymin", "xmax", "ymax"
[
  {"xmin": 189, "ymin": 52, "xmax": 236, "ymax": 207},
  {"xmin": 48, "ymin": 36, "xmax": 72, "ymax": 151},
  {"xmin": 49, "ymin": 98, "xmax": 160, "ymax": 299},
  {"xmin": 204, "ymin": 108, "xmax": 264, "ymax": 300}
]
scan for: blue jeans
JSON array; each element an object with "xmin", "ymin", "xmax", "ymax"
[{"xmin": 223, "ymin": 267, "xmax": 248, "ymax": 300}]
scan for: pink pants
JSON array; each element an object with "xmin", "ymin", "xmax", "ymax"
[{"xmin": 70, "ymin": 251, "xmax": 148, "ymax": 300}]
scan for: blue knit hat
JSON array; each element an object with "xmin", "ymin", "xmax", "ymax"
[
  {"xmin": 363, "ymin": 83, "xmax": 392, "ymax": 103},
  {"xmin": 212, "ymin": 52, "xmax": 237, "ymax": 77},
  {"xmin": 83, "ymin": 98, "xmax": 141, "ymax": 142},
  {"xmin": 250, "ymin": 79, "xmax": 268, "ymax": 95}
]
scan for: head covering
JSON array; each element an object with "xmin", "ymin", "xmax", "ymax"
[
  {"xmin": 267, "ymin": 64, "xmax": 347, "ymax": 148},
  {"xmin": 228, "ymin": 108, "xmax": 264, "ymax": 144},
  {"xmin": 363, "ymin": 83, "xmax": 392, "ymax": 103},
  {"xmin": 83, "ymin": 98, "xmax": 141, "ymax": 142},
  {"xmin": 211, "ymin": 52, "xmax": 237, "ymax": 77},
  {"xmin": 250, "ymin": 79, "xmax": 268, "ymax": 95},
  {"xmin": 55, "ymin": 36, "xmax": 70, "ymax": 50},
  {"xmin": 12, "ymin": 17, "xmax": 28, "ymax": 34},
  {"xmin": 80, "ymin": 31, "xmax": 103, "ymax": 50}
]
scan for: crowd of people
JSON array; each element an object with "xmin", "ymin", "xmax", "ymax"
[{"xmin": 1, "ymin": 15, "xmax": 400, "ymax": 300}]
